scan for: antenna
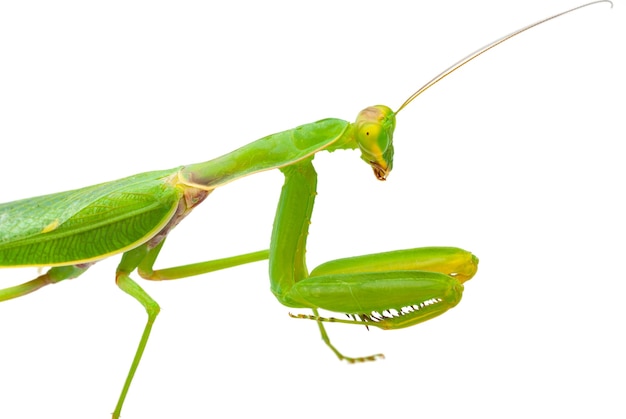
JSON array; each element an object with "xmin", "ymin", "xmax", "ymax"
[{"xmin": 395, "ymin": 1, "xmax": 613, "ymax": 115}]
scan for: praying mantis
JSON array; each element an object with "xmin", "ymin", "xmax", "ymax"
[{"xmin": 4, "ymin": 0, "xmax": 616, "ymax": 417}]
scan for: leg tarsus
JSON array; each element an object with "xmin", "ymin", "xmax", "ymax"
[{"xmin": 311, "ymin": 309, "xmax": 384, "ymax": 364}]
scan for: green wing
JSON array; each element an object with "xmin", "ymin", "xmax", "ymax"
[{"xmin": 0, "ymin": 168, "xmax": 183, "ymax": 267}]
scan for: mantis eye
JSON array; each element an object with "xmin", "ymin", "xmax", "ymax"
[{"xmin": 358, "ymin": 122, "xmax": 387, "ymax": 155}]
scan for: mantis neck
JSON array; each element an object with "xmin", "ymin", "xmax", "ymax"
[{"xmin": 179, "ymin": 118, "xmax": 356, "ymax": 191}]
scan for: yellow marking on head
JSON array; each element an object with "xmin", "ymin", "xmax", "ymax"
[{"xmin": 41, "ymin": 220, "xmax": 60, "ymax": 233}]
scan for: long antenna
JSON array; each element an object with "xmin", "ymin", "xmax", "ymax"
[{"xmin": 395, "ymin": 0, "xmax": 613, "ymax": 115}]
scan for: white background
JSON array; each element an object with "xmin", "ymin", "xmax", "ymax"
[{"xmin": 1, "ymin": 1, "xmax": 624, "ymax": 418}]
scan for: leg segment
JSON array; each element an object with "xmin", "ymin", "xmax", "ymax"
[
  {"xmin": 311, "ymin": 308, "xmax": 384, "ymax": 363},
  {"xmin": 112, "ymin": 245, "xmax": 160, "ymax": 419},
  {"xmin": 289, "ymin": 269, "xmax": 466, "ymax": 330},
  {"xmin": 298, "ymin": 246, "xmax": 478, "ymax": 330},
  {"xmin": 138, "ymin": 239, "xmax": 269, "ymax": 281},
  {"xmin": 0, "ymin": 264, "xmax": 90, "ymax": 302},
  {"xmin": 311, "ymin": 246, "xmax": 478, "ymax": 282}
]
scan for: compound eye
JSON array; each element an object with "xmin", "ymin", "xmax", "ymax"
[
  {"xmin": 358, "ymin": 122, "xmax": 387, "ymax": 155},
  {"xmin": 360, "ymin": 122, "xmax": 379, "ymax": 138}
]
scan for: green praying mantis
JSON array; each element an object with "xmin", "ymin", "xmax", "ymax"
[{"xmin": 0, "ymin": 1, "xmax": 614, "ymax": 418}]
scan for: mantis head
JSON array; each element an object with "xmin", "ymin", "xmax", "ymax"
[
  {"xmin": 359, "ymin": 1, "xmax": 613, "ymax": 182},
  {"xmin": 355, "ymin": 105, "xmax": 396, "ymax": 181}
]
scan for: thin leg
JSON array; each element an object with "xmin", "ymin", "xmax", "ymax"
[
  {"xmin": 138, "ymin": 239, "xmax": 269, "ymax": 281},
  {"xmin": 112, "ymin": 245, "xmax": 160, "ymax": 419},
  {"xmin": 0, "ymin": 265, "xmax": 89, "ymax": 302},
  {"xmin": 312, "ymin": 308, "xmax": 384, "ymax": 363},
  {"xmin": 112, "ymin": 238, "xmax": 268, "ymax": 417}
]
